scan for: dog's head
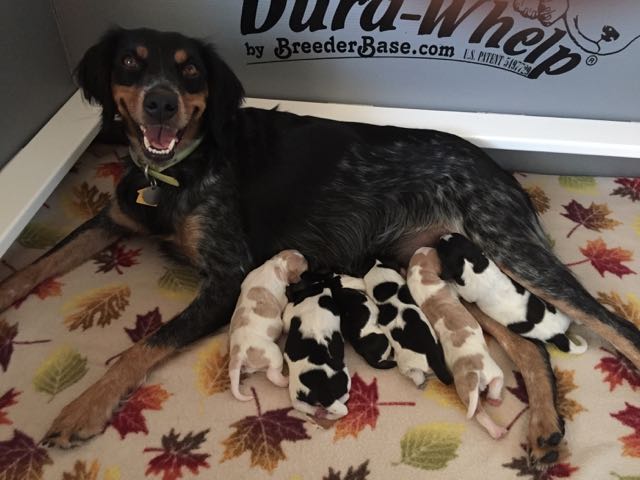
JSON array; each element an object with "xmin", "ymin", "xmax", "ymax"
[
  {"xmin": 436, "ymin": 234, "xmax": 489, "ymax": 285},
  {"xmin": 76, "ymin": 28, "xmax": 244, "ymax": 168}
]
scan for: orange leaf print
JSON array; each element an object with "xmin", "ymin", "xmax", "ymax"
[
  {"xmin": 566, "ymin": 238, "xmax": 635, "ymax": 278},
  {"xmin": 524, "ymin": 185, "xmax": 550, "ymax": 214},
  {"xmin": 62, "ymin": 460, "xmax": 100, "ymax": 480},
  {"xmin": 65, "ymin": 182, "xmax": 111, "ymax": 220},
  {"xmin": 334, "ymin": 373, "xmax": 415, "ymax": 441},
  {"xmin": 597, "ymin": 291, "xmax": 640, "ymax": 327},
  {"xmin": 64, "ymin": 284, "xmax": 130, "ymax": 331},
  {"xmin": 554, "ymin": 368, "xmax": 586, "ymax": 421},
  {"xmin": 221, "ymin": 389, "xmax": 310, "ymax": 472},
  {"xmin": 561, "ymin": 200, "xmax": 621, "ymax": 237},
  {"xmin": 196, "ymin": 338, "xmax": 230, "ymax": 396}
]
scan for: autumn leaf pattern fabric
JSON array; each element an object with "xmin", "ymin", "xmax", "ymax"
[{"xmin": 0, "ymin": 145, "xmax": 638, "ymax": 479}]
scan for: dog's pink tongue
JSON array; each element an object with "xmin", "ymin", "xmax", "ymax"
[{"xmin": 146, "ymin": 125, "xmax": 178, "ymax": 149}]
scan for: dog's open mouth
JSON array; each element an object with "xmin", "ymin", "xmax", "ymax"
[{"xmin": 138, "ymin": 124, "xmax": 186, "ymax": 161}]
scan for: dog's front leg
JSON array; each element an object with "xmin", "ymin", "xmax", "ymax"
[
  {"xmin": 464, "ymin": 302, "xmax": 564, "ymax": 465},
  {"xmin": 42, "ymin": 272, "xmax": 241, "ymax": 448},
  {"xmin": 0, "ymin": 204, "xmax": 139, "ymax": 311}
]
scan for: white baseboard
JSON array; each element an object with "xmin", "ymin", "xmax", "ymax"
[{"xmin": 0, "ymin": 91, "xmax": 638, "ymax": 257}]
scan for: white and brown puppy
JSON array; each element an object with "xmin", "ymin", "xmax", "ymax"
[
  {"xmin": 228, "ymin": 250, "xmax": 308, "ymax": 401},
  {"xmin": 332, "ymin": 275, "xmax": 396, "ymax": 369},
  {"xmin": 408, "ymin": 247, "xmax": 506, "ymax": 439},
  {"xmin": 363, "ymin": 260, "xmax": 452, "ymax": 388},
  {"xmin": 283, "ymin": 274, "xmax": 351, "ymax": 420},
  {"xmin": 437, "ymin": 234, "xmax": 587, "ymax": 354}
]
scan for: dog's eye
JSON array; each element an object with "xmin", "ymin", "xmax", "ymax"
[
  {"xmin": 122, "ymin": 55, "xmax": 140, "ymax": 69},
  {"xmin": 182, "ymin": 64, "xmax": 199, "ymax": 78}
]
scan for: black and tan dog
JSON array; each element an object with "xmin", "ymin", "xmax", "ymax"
[{"xmin": 0, "ymin": 28, "xmax": 638, "ymax": 463}]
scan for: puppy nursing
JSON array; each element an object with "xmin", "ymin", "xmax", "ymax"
[
  {"xmin": 363, "ymin": 260, "xmax": 452, "ymax": 388},
  {"xmin": 437, "ymin": 234, "xmax": 587, "ymax": 354},
  {"xmin": 283, "ymin": 274, "xmax": 351, "ymax": 420},
  {"xmin": 333, "ymin": 275, "xmax": 396, "ymax": 369},
  {"xmin": 408, "ymin": 248, "xmax": 506, "ymax": 439},
  {"xmin": 228, "ymin": 250, "xmax": 308, "ymax": 401}
]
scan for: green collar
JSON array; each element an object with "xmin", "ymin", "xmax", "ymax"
[{"xmin": 129, "ymin": 136, "xmax": 203, "ymax": 187}]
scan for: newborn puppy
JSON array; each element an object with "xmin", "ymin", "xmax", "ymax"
[
  {"xmin": 332, "ymin": 275, "xmax": 396, "ymax": 369},
  {"xmin": 363, "ymin": 260, "xmax": 452, "ymax": 388},
  {"xmin": 437, "ymin": 234, "xmax": 587, "ymax": 354},
  {"xmin": 228, "ymin": 250, "xmax": 308, "ymax": 401},
  {"xmin": 283, "ymin": 274, "xmax": 351, "ymax": 420},
  {"xmin": 408, "ymin": 247, "xmax": 506, "ymax": 439}
]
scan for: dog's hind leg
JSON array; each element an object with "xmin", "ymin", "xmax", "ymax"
[
  {"xmin": 462, "ymin": 184, "xmax": 640, "ymax": 369},
  {"xmin": 42, "ymin": 270, "xmax": 243, "ymax": 448},
  {"xmin": 465, "ymin": 302, "xmax": 563, "ymax": 464},
  {"xmin": 0, "ymin": 204, "xmax": 138, "ymax": 311}
]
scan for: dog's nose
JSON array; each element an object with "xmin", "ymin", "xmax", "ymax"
[{"xmin": 143, "ymin": 89, "xmax": 178, "ymax": 122}]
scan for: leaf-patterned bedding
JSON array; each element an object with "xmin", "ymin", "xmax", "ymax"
[{"xmin": 0, "ymin": 144, "xmax": 638, "ymax": 480}]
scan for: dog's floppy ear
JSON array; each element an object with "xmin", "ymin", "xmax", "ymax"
[
  {"xmin": 75, "ymin": 28, "xmax": 121, "ymax": 128},
  {"xmin": 199, "ymin": 43, "xmax": 245, "ymax": 152}
]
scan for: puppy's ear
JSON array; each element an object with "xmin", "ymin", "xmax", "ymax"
[
  {"xmin": 75, "ymin": 28, "xmax": 121, "ymax": 128},
  {"xmin": 200, "ymin": 43, "xmax": 245, "ymax": 152}
]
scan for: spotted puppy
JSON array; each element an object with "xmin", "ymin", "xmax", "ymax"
[
  {"xmin": 408, "ymin": 247, "xmax": 506, "ymax": 439},
  {"xmin": 332, "ymin": 275, "xmax": 396, "ymax": 369},
  {"xmin": 283, "ymin": 274, "xmax": 351, "ymax": 420},
  {"xmin": 228, "ymin": 250, "xmax": 308, "ymax": 401},
  {"xmin": 363, "ymin": 260, "xmax": 452, "ymax": 388},
  {"xmin": 437, "ymin": 234, "xmax": 587, "ymax": 354}
]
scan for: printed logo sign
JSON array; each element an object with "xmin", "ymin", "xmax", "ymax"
[{"xmin": 240, "ymin": 0, "xmax": 640, "ymax": 78}]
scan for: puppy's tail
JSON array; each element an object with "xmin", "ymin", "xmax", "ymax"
[
  {"xmin": 229, "ymin": 366, "xmax": 253, "ymax": 402},
  {"xmin": 548, "ymin": 333, "xmax": 588, "ymax": 355},
  {"xmin": 462, "ymin": 182, "xmax": 640, "ymax": 368}
]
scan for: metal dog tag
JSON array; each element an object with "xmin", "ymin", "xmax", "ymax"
[{"xmin": 136, "ymin": 185, "xmax": 161, "ymax": 207}]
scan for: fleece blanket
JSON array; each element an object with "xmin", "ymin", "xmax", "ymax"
[{"xmin": 0, "ymin": 143, "xmax": 639, "ymax": 480}]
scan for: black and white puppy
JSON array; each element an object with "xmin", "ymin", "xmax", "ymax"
[
  {"xmin": 332, "ymin": 275, "xmax": 396, "ymax": 369},
  {"xmin": 283, "ymin": 274, "xmax": 351, "ymax": 420},
  {"xmin": 437, "ymin": 234, "xmax": 587, "ymax": 354},
  {"xmin": 363, "ymin": 260, "xmax": 452, "ymax": 388}
]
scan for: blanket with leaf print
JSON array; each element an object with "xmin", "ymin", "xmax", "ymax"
[{"xmin": 0, "ymin": 144, "xmax": 639, "ymax": 480}]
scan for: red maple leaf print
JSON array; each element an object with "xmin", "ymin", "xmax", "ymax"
[
  {"xmin": 566, "ymin": 238, "xmax": 635, "ymax": 278},
  {"xmin": 125, "ymin": 308, "xmax": 164, "ymax": 343},
  {"xmin": 334, "ymin": 373, "xmax": 414, "ymax": 441},
  {"xmin": 611, "ymin": 402, "xmax": 640, "ymax": 457},
  {"xmin": 93, "ymin": 243, "xmax": 141, "ymax": 274},
  {"xmin": 221, "ymin": 388, "xmax": 310, "ymax": 472},
  {"xmin": 0, "ymin": 429, "xmax": 53, "ymax": 479},
  {"xmin": 110, "ymin": 384, "xmax": 170, "ymax": 439},
  {"xmin": 95, "ymin": 161, "xmax": 125, "ymax": 185},
  {"xmin": 595, "ymin": 348, "xmax": 640, "ymax": 392},
  {"xmin": 0, "ymin": 388, "xmax": 20, "ymax": 425},
  {"xmin": 612, "ymin": 177, "xmax": 640, "ymax": 202},
  {"xmin": 144, "ymin": 429, "xmax": 211, "ymax": 480}
]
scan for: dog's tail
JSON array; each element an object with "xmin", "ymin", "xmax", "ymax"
[
  {"xmin": 462, "ymin": 180, "xmax": 640, "ymax": 368},
  {"xmin": 229, "ymin": 363, "xmax": 253, "ymax": 402}
]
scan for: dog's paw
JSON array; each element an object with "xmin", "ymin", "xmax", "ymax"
[
  {"xmin": 527, "ymin": 409, "xmax": 565, "ymax": 465},
  {"xmin": 41, "ymin": 385, "xmax": 120, "ymax": 448}
]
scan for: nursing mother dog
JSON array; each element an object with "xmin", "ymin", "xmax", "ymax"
[{"xmin": 0, "ymin": 27, "xmax": 638, "ymax": 465}]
